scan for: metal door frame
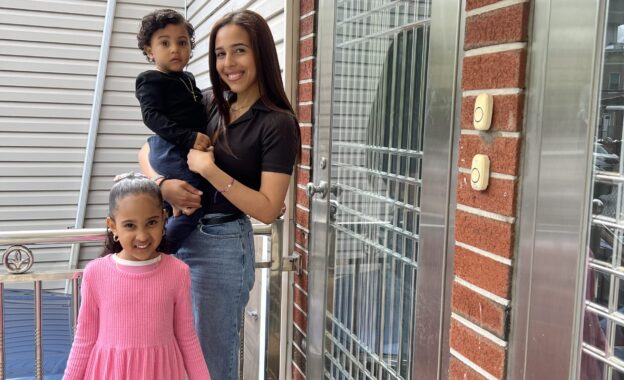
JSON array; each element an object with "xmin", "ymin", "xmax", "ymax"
[
  {"xmin": 508, "ymin": 0, "xmax": 605, "ymax": 378},
  {"xmin": 306, "ymin": 0, "xmax": 462, "ymax": 378}
]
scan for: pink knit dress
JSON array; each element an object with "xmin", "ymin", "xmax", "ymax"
[{"xmin": 63, "ymin": 254, "xmax": 210, "ymax": 380}]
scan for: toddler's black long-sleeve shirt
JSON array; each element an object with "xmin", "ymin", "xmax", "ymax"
[{"xmin": 135, "ymin": 70, "xmax": 207, "ymax": 151}]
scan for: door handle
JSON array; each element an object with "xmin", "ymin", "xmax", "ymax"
[{"xmin": 306, "ymin": 181, "xmax": 328, "ymax": 198}]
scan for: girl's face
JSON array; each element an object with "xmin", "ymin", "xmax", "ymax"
[
  {"xmin": 145, "ymin": 23, "xmax": 191, "ymax": 73},
  {"xmin": 214, "ymin": 24, "xmax": 259, "ymax": 101},
  {"xmin": 107, "ymin": 193, "xmax": 165, "ymax": 261}
]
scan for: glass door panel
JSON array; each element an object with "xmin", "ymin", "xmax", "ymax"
[{"xmin": 584, "ymin": 1, "xmax": 624, "ymax": 378}]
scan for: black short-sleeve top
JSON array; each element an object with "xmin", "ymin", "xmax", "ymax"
[{"xmin": 200, "ymin": 93, "xmax": 299, "ymax": 215}]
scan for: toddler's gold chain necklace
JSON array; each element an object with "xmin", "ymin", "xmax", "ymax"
[{"xmin": 178, "ymin": 77, "xmax": 197, "ymax": 102}]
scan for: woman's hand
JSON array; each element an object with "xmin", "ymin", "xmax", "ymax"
[
  {"xmin": 138, "ymin": 143, "xmax": 202, "ymax": 216},
  {"xmin": 187, "ymin": 148, "xmax": 215, "ymax": 179},
  {"xmin": 160, "ymin": 179, "xmax": 203, "ymax": 216}
]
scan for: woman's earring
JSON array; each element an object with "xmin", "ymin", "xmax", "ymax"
[{"xmin": 113, "ymin": 234, "xmax": 119, "ymax": 242}]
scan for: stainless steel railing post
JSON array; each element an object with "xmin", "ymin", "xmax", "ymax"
[
  {"xmin": 0, "ymin": 283, "xmax": 4, "ymax": 380},
  {"xmin": 72, "ymin": 274, "xmax": 81, "ymax": 339},
  {"xmin": 34, "ymin": 280, "xmax": 42, "ymax": 380}
]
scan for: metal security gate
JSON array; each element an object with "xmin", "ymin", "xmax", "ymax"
[
  {"xmin": 582, "ymin": 1, "xmax": 624, "ymax": 378},
  {"xmin": 306, "ymin": 0, "xmax": 458, "ymax": 378}
]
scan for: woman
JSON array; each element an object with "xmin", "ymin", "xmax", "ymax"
[{"xmin": 138, "ymin": 9, "xmax": 300, "ymax": 380}]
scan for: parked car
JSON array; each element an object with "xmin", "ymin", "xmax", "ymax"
[{"xmin": 594, "ymin": 142, "xmax": 620, "ymax": 172}]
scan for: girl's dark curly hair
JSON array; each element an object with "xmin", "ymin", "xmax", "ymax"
[{"xmin": 137, "ymin": 9, "xmax": 196, "ymax": 62}]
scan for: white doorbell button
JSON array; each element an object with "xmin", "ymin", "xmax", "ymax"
[
  {"xmin": 471, "ymin": 154, "xmax": 490, "ymax": 191},
  {"xmin": 473, "ymin": 93, "xmax": 493, "ymax": 131}
]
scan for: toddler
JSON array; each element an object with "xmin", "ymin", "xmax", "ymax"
[{"xmin": 135, "ymin": 9, "xmax": 210, "ymax": 253}]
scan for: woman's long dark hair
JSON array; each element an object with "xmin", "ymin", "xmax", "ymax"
[{"xmin": 208, "ymin": 10, "xmax": 301, "ymax": 157}]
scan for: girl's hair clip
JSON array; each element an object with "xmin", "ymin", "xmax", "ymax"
[{"xmin": 113, "ymin": 171, "xmax": 149, "ymax": 183}]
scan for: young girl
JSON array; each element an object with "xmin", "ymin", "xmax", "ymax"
[
  {"xmin": 63, "ymin": 172, "xmax": 210, "ymax": 380},
  {"xmin": 135, "ymin": 9, "xmax": 211, "ymax": 253}
]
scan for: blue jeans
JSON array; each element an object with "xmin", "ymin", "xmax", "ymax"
[
  {"xmin": 175, "ymin": 214, "xmax": 255, "ymax": 380},
  {"xmin": 148, "ymin": 135, "xmax": 205, "ymax": 253}
]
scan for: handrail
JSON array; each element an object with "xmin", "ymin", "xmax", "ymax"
[
  {"xmin": 0, "ymin": 223, "xmax": 277, "ymax": 275},
  {"xmin": 0, "ymin": 224, "xmax": 273, "ymax": 246}
]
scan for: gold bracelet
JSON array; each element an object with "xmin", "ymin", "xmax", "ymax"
[{"xmin": 219, "ymin": 177, "xmax": 235, "ymax": 194}]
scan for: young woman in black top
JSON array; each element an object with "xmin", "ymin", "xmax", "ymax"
[{"xmin": 139, "ymin": 10, "xmax": 301, "ymax": 380}]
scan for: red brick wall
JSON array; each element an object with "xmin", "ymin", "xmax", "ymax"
[
  {"xmin": 291, "ymin": 1, "xmax": 531, "ymax": 379},
  {"xmin": 450, "ymin": 1, "xmax": 530, "ymax": 379},
  {"xmin": 292, "ymin": 0, "xmax": 316, "ymax": 379}
]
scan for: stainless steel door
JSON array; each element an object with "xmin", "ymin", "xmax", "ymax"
[{"xmin": 307, "ymin": 1, "xmax": 457, "ymax": 378}]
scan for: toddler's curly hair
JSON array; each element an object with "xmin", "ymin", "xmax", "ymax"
[{"xmin": 137, "ymin": 9, "xmax": 196, "ymax": 62}]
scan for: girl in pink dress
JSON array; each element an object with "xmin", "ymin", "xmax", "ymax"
[{"xmin": 63, "ymin": 172, "xmax": 210, "ymax": 380}]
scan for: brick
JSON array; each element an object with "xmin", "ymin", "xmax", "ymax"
[
  {"xmin": 295, "ymin": 269, "xmax": 308, "ymax": 291},
  {"xmin": 465, "ymin": 3, "xmax": 530, "ymax": 50},
  {"xmin": 300, "ymin": 0, "xmax": 315, "ymax": 15},
  {"xmin": 293, "ymin": 303, "xmax": 308, "ymax": 332},
  {"xmin": 450, "ymin": 319, "xmax": 506, "ymax": 379},
  {"xmin": 292, "ymin": 366, "xmax": 305, "ymax": 380},
  {"xmin": 293, "ymin": 324, "xmax": 306, "ymax": 349},
  {"xmin": 296, "ymin": 167, "xmax": 310, "ymax": 185},
  {"xmin": 455, "ymin": 210, "xmax": 513, "ymax": 258},
  {"xmin": 298, "ymin": 103, "xmax": 313, "ymax": 123},
  {"xmin": 300, "ymin": 14, "xmax": 315, "ymax": 36},
  {"xmin": 298, "ymin": 82, "xmax": 314, "ymax": 103},
  {"xmin": 300, "ymin": 125, "xmax": 312, "ymax": 146},
  {"xmin": 296, "ymin": 186, "xmax": 310, "ymax": 209},
  {"xmin": 451, "ymin": 281, "xmax": 508, "ymax": 337},
  {"xmin": 299, "ymin": 147, "xmax": 311, "ymax": 167},
  {"xmin": 299, "ymin": 37, "xmax": 314, "ymax": 59},
  {"xmin": 456, "ymin": 173, "xmax": 517, "ymax": 217},
  {"xmin": 462, "ymin": 49, "xmax": 527, "ymax": 90},
  {"xmin": 294, "ymin": 285, "xmax": 308, "ymax": 314},
  {"xmin": 461, "ymin": 94, "xmax": 525, "ymax": 132},
  {"xmin": 296, "ymin": 207, "xmax": 309, "ymax": 229},
  {"xmin": 298, "ymin": 59, "xmax": 314, "ymax": 81},
  {"xmin": 295, "ymin": 226, "xmax": 308, "ymax": 248},
  {"xmin": 458, "ymin": 134, "xmax": 521, "ymax": 176},
  {"xmin": 293, "ymin": 343, "xmax": 306, "ymax": 375},
  {"xmin": 450, "ymin": 356, "xmax": 489, "ymax": 380},
  {"xmin": 454, "ymin": 246, "xmax": 511, "ymax": 298},
  {"xmin": 466, "ymin": 0, "xmax": 502, "ymax": 11}
]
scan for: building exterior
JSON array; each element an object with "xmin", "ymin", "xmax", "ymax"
[{"xmin": 0, "ymin": 0, "xmax": 622, "ymax": 379}]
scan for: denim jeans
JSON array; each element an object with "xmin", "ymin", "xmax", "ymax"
[
  {"xmin": 148, "ymin": 135, "xmax": 206, "ymax": 252},
  {"xmin": 175, "ymin": 214, "xmax": 255, "ymax": 380}
]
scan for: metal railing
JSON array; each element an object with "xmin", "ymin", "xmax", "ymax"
[{"xmin": 0, "ymin": 220, "xmax": 283, "ymax": 380}]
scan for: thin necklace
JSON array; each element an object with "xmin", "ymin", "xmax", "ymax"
[
  {"xmin": 178, "ymin": 77, "xmax": 197, "ymax": 102},
  {"xmin": 229, "ymin": 98, "xmax": 257, "ymax": 115}
]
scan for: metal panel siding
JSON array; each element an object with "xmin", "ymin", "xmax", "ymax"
[
  {"xmin": 0, "ymin": 0, "xmax": 183, "ymax": 277},
  {"xmin": 79, "ymin": 0, "xmax": 185, "ymax": 269},
  {"xmin": 0, "ymin": 0, "xmax": 105, "ymax": 235},
  {"xmin": 186, "ymin": 0, "xmax": 288, "ymax": 91}
]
